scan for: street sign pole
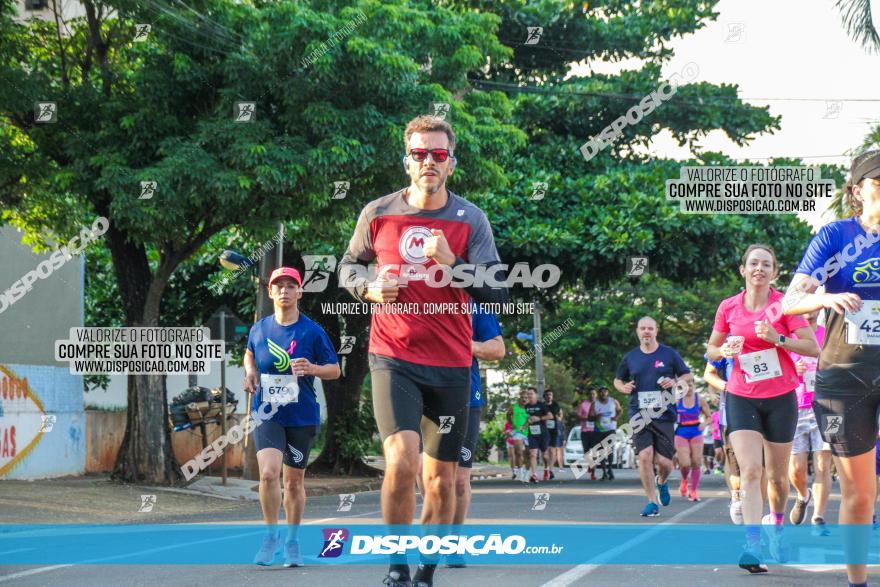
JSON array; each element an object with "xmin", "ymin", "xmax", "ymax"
[{"xmin": 220, "ymin": 309, "xmax": 227, "ymax": 486}]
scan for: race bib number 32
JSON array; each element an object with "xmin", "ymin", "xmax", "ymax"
[
  {"xmin": 739, "ymin": 349, "xmax": 782, "ymax": 384},
  {"xmin": 845, "ymin": 301, "xmax": 880, "ymax": 345},
  {"xmin": 260, "ymin": 374, "xmax": 299, "ymax": 404}
]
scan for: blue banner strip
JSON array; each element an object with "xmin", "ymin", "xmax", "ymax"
[{"xmin": 1, "ymin": 524, "xmax": 878, "ymax": 565}]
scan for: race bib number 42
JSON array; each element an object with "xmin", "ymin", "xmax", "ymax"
[
  {"xmin": 739, "ymin": 349, "xmax": 782, "ymax": 384},
  {"xmin": 261, "ymin": 374, "xmax": 299, "ymax": 404},
  {"xmin": 845, "ymin": 301, "xmax": 880, "ymax": 345}
]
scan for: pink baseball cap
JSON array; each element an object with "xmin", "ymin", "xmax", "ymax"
[{"xmin": 268, "ymin": 267, "xmax": 302, "ymax": 287}]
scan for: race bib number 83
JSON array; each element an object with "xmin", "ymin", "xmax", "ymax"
[{"xmin": 739, "ymin": 349, "xmax": 782, "ymax": 384}]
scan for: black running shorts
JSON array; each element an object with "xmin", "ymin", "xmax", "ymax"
[
  {"xmin": 633, "ymin": 420, "xmax": 675, "ymax": 460},
  {"xmin": 458, "ymin": 407, "xmax": 482, "ymax": 468},
  {"xmin": 253, "ymin": 421, "xmax": 318, "ymax": 469},
  {"xmin": 369, "ymin": 354, "xmax": 470, "ymax": 462},
  {"xmin": 726, "ymin": 391, "xmax": 798, "ymax": 444},
  {"xmin": 813, "ymin": 363, "xmax": 880, "ymax": 457}
]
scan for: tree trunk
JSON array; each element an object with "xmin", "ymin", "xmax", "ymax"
[
  {"xmin": 309, "ymin": 309, "xmax": 378, "ymax": 477},
  {"xmin": 106, "ymin": 226, "xmax": 181, "ymax": 484}
]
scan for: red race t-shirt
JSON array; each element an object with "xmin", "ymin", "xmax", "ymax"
[
  {"xmin": 712, "ymin": 288, "xmax": 809, "ymax": 399},
  {"xmin": 342, "ymin": 189, "xmax": 502, "ymax": 368}
]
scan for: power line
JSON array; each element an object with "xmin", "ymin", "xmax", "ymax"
[{"xmin": 468, "ymin": 78, "xmax": 880, "ymax": 104}]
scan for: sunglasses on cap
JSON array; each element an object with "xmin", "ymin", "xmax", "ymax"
[{"xmin": 407, "ymin": 148, "xmax": 452, "ymax": 163}]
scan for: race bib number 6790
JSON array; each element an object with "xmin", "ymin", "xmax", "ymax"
[{"xmin": 260, "ymin": 374, "xmax": 299, "ymax": 404}]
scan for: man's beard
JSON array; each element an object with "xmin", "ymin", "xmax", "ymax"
[{"xmin": 420, "ymin": 176, "xmax": 444, "ymax": 194}]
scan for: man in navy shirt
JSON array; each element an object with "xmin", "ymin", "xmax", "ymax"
[
  {"xmin": 614, "ymin": 316, "xmax": 693, "ymax": 517},
  {"xmin": 447, "ymin": 305, "xmax": 503, "ymax": 568},
  {"xmin": 243, "ymin": 267, "xmax": 340, "ymax": 567}
]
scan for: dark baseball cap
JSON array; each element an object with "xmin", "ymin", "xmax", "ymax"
[{"xmin": 851, "ymin": 150, "xmax": 880, "ymax": 184}]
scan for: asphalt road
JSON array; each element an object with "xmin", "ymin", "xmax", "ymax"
[{"xmin": 1, "ymin": 468, "xmax": 877, "ymax": 586}]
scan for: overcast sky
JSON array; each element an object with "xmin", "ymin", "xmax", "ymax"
[{"xmin": 576, "ymin": 0, "xmax": 880, "ymax": 229}]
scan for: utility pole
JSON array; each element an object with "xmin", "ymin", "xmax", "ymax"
[
  {"xmin": 242, "ymin": 223, "xmax": 284, "ymax": 481},
  {"xmin": 533, "ymin": 299, "xmax": 544, "ymax": 395}
]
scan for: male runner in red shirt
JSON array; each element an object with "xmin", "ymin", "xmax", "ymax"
[{"xmin": 340, "ymin": 115, "xmax": 508, "ymax": 587}]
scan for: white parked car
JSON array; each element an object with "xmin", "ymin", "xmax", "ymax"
[
  {"xmin": 562, "ymin": 426, "xmax": 636, "ymax": 469},
  {"xmin": 563, "ymin": 427, "xmax": 583, "ymax": 466}
]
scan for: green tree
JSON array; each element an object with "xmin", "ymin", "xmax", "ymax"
[
  {"xmin": 0, "ymin": 0, "xmax": 519, "ymax": 482},
  {"xmin": 835, "ymin": 0, "xmax": 880, "ymax": 53}
]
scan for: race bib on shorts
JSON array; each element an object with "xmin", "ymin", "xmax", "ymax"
[
  {"xmin": 845, "ymin": 301, "xmax": 880, "ymax": 345},
  {"xmin": 637, "ymin": 391, "xmax": 662, "ymax": 409},
  {"xmin": 260, "ymin": 374, "xmax": 299, "ymax": 404},
  {"xmin": 739, "ymin": 349, "xmax": 783, "ymax": 383},
  {"xmin": 546, "ymin": 419, "xmax": 556, "ymax": 429},
  {"xmin": 529, "ymin": 424, "xmax": 542, "ymax": 435},
  {"xmin": 803, "ymin": 369, "xmax": 816, "ymax": 393}
]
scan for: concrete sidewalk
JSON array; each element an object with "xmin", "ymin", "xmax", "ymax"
[{"xmin": 0, "ymin": 462, "xmax": 515, "ymax": 523}]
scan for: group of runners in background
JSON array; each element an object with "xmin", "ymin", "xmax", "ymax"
[{"xmin": 234, "ymin": 110, "xmax": 880, "ymax": 587}]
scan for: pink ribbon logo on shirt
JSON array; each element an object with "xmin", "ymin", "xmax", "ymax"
[{"xmin": 287, "ymin": 340, "xmax": 297, "ymax": 356}]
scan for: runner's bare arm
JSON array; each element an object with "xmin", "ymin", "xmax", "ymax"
[
  {"xmin": 613, "ymin": 378, "xmax": 635, "ymax": 395},
  {"xmin": 702, "ymin": 362, "xmax": 726, "ymax": 391},
  {"xmin": 472, "ymin": 335, "xmax": 505, "ymax": 360},
  {"xmin": 243, "ymin": 349, "xmax": 259, "ymax": 393},
  {"xmin": 781, "ymin": 326, "xmax": 820, "ymax": 358},
  {"xmin": 339, "ymin": 207, "xmax": 378, "ymax": 303},
  {"xmin": 783, "ymin": 272, "xmax": 862, "ymax": 315},
  {"xmin": 706, "ymin": 329, "xmax": 730, "ymax": 361}
]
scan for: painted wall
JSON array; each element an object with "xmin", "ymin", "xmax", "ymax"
[
  {"xmin": 0, "ymin": 225, "xmax": 87, "ymax": 479},
  {"xmin": 0, "ymin": 364, "xmax": 86, "ymax": 479}
]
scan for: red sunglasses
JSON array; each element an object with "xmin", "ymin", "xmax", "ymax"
[{"xmin": 407, "ymin": 148, "xmax": 452, "ymax": 163}]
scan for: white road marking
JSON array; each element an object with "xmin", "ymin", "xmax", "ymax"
[
  {"xmin": 0, "ymin": 509, "xmax": 384, "ymax": 582},
  {"xmin": 540, "ymin": 499, "xmax": 713, "ymax": 587}
]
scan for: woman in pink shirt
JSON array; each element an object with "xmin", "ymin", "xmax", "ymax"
[{"xmin": 706, "ymin": 244, "xmax": 819, "ymax": 574}]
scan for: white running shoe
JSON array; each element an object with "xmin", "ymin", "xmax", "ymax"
[{"xmin": 729, "ymin": 496, "xmax": 744, "ymax": 525}]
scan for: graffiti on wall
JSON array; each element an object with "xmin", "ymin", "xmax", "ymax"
[{"xmin": 0, "ymin": 364, "xmax": 85, "ymax": 479}]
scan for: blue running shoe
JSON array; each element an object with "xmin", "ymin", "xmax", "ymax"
[
  {"xmin": 283, "ymin": 540, "xmax": 303, "ymax": 568},
  {"xmin": 253, "ymin": 532, "xmax": 280, "ymax": 566},
  {"xmin": 655, "ymin": 474, "xmax": 671, "ymax": 506},
  {"xmin": 640, "ymin": 502, "xmax": 660, "ymax": 517}
]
